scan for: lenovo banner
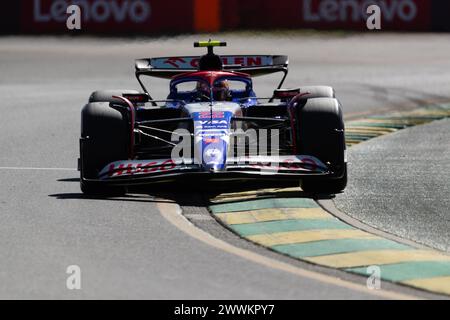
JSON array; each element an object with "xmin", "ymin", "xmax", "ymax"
[
  {"xmin": 222, "ymin": 0, "xmax": 431, "ymax": 31},
  {"xmin": 2, "ymin": 0, "xmax": 450, "ymax": 34},
  {"xmin": 20, "ymin": 0, "xmax": 194, "ymax": 33}
]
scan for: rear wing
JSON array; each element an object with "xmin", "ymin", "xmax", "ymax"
[
  {"xmin": 135, "ymin": 55, "xmax": 289, "ymax": 79},
  {"xmin": 135, "ymin": 55, "xmax": 289, "ymax": 98}
]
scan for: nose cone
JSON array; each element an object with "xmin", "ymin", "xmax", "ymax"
[{"xmin": 202, "ymin": 141, "xmax": 226, "ymax": 172}]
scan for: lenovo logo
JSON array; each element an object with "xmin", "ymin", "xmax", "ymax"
[
  {"xmin": 303, "ymin": 0, "xmax": 418, "ymax": 23},
  {"xmin": 33, "ymin": 0, "xmax": 151, "ymax": 24}
]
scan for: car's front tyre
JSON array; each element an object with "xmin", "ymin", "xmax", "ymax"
[
  {"xmin": 291, "ymin": 97, "xmax": 347, "ymax": 194},
  {"xmin": 301, "ymin": 165, "xmax": 347, "ymax": 194},
  {"xmin": 80, "ymin": 102, "xmax": 129, "ymax": 196}
]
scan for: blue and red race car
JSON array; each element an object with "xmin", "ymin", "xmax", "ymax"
[{"xmin": 79, "ymin": 41, "xmax": 347, "ymax": 195}]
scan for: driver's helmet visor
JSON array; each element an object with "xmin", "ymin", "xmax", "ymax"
[
  {"xmin": 196, "ymin": 80, "xmax": 230, "ymax": 100},
  {"xmin": 212, "ymin": 81, "xmax": 229, "ymax": 100},
  {"xmin": 196, "ymin": 82, "xmax": 210, "ymax": 95}
]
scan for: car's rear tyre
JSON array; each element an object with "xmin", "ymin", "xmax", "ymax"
[
  {"xmin": 292, "ymin": 97, "xmax": 347, "ymax": 194},
  {"xmin": 80, "ymin": 102, "xmax": 129, "ymax": 196},
  {"xmin": 298, "ymin": 86, "xmax": 335, "ymax": 99}
]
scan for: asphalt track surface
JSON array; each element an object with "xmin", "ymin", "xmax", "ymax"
[
  {"xmin": 1, "ymin": 34, "xmax": 450, "ymax": 299},
  {"xmin": 335, "ymin": 118, "xmax": 450, "ymax": 253}
]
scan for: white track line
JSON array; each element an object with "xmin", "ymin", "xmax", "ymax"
[{"xmin": 0, "ymin": 167, "xmax": 77, "ymax": 171}]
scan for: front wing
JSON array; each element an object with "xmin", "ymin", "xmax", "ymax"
[{"xmin": 82, "ymin": 155, "xmax": 339, "ymax": 186}]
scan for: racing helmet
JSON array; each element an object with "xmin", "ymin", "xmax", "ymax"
[
  {"xmin": 196, "ymin": 81, "xmax": 211, "ymax": 99},
  {"xmin": 213, "ymin": 80, "xmax": 231, "ymax": 101}
]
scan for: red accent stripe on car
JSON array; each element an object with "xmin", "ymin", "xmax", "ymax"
[
  {"xmin": 113, "ymin": 96, "xmax": 136, "ymax": 160},
  {"xmin": 288, "ymin": 92, "xmax": 310, "ymax": 154}
]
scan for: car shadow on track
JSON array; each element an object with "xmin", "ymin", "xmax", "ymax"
[
  {"xmin": 49, "ymin": 177, "xmax": 216, "ymax": 206},
  {"xmin": 204, "ymin": 181, "xmax": 336, "ymax": 206},
  {"xmin": 57, "ymin": 178, "xmax": 80, "ymax": 182},
  {"xmin": 49, "ymin": 177, "xmax": 336, "ymax": 207}
]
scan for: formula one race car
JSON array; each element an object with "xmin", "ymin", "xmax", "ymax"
[{"xmin": 79, "ymin": 41, "xmax": 347, "ymax": 195}]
